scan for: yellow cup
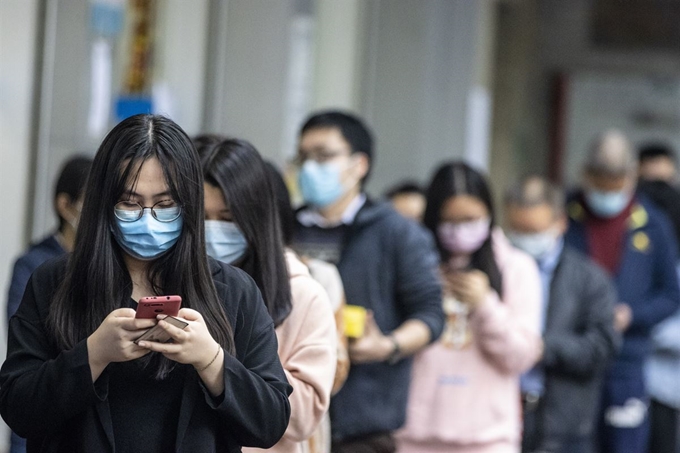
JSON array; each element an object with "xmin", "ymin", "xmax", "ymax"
[{"xmin": 343, "ymin": 305, "xmax": 367, "ymax": 339}]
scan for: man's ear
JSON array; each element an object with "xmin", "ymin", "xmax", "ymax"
[{"xmin": 351, "ymin": 152, "xmax": 370, "ymax": 181}]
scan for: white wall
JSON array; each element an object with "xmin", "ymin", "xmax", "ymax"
[
  {"xmin": 565, "ymin": 73, "xmax": 680, "ymax": 184},
  {"xmin": 539, "ymin": 0, "xmax": 680, "ymax": 184},
  {"xmin": 0, "ymin": 0, "xmax": 40, "ymax": 449}
]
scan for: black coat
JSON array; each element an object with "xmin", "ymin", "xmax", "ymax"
[
  {"xmin": 0, "ymin": 256, "xmax": 292, "ymax": 452},
  {"xmin": 536, "ymin": 246, "xmax": 620, "ymax": 448}
]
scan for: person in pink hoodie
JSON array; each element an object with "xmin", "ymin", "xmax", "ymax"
[
  {"xmin": 396, "ymin": 162, "xmax": 543, "ymax": 453},
  {"xmin": 196, "ymin": 136, "xmax": 338, "ymax": 453}
]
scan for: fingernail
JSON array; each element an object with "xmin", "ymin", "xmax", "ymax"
[{"xmin": 138, "ymin": 341, "xmax": 147, "ymax": 347}]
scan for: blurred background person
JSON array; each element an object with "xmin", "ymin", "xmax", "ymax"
[
  {"xmin": 5, "ymin": 154, "xmax": 91, "ymax": 453},
  {"xmin": 505, "ymin": 176, "xmax": 619, "ymax": 453},
  {"xmin": 636, "ymin": 144, "xmax": 680, "ymax": 453},
  {"xmin": 6, "ymin": 155, "xmax": 92, "ymax": 321},
  {"xmin": 396, "ymin": 162, "xmax": 542, "ymax": 453},
  {"xmin": 198, "ymin": 137, "xmax": 337, "ymax": 453},
  {"xmin": 638, "ymin": 143, "xmax": 678, "ymax": 186},
  {"xmin": 291, "ymin": 111, "xmax": 444, "ymax": 453},
  {"xmin": 564, "ymin": 131, "xmax": 680, "ymax": 453},
  {"xmin": 384, "ymin": 181, "xmax": 426, "ymax": 223},
  {"xmin": 637, "ymin": 143, "xmax": 680, "ymax": 249}
]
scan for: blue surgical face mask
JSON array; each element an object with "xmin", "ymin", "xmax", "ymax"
[
  {"xmin": 112, "ymin": 210, "xmax": 183, "ymax": 261},
  {"xmin": 585, "ymin": 189, "xmax": 630, "ymax": 218},
  {"xmin": 507, "ymin": 229, "xmax": 560, "ymax": 260},
  {"xmin": 298, "ymin": 160, "xmax": 345, "ymax": 208},
  {"xmin": 205, "ymin": 220, "xmax": 248, "ymax": 264}
]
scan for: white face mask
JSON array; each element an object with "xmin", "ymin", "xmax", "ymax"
[
  {"xmin": 204, "ymin": 220, "xmax": 248, "ymax": 264},
  {"xmin": 507, "ymin": 228, "xmax": 560, "ymax": 260},
  {"xmin": 584, "ymin": 189, "xmax": 631, "ymax": 218}
]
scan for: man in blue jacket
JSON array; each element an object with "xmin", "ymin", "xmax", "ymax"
[
  {"xmin": 564, "ymin": 131, "xmax": 680, "ymax": 453},
  {"xmin": 291, "ymin": 111, "xmax": 444, "ymax": 453}
]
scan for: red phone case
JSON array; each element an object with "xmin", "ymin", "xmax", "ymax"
[{"xmin": 135, "ymin": 295, "xmax": 182, "ymax": 319}]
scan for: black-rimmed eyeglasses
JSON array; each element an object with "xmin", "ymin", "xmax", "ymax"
[{"xmin": 114, "ymin": 200, "xmax": 182, "ymax": 223}]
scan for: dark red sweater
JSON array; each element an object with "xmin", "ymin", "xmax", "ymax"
[{"xmin": 584, "ymin": 198, "xmax": 635, "ymax": 275}]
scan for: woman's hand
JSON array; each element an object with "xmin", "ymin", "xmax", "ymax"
[
  {"xmin": 137, "ymin": 308, "xmax": 225, "ymax": 396},
  {"xmin": 87, "ymin": 308, "xmax": 156, "ymax": 381},
  {"xmin": 447, "ymin": 270, "xmax": 490, "ymax": 309}
]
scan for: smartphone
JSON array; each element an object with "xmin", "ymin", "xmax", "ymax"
[
  {"xmin": 135, "ymin": 295, "xmax": 182, "ymax": 319},
  {"xmin": 134, "ymin": 316, "xmax": 189, "ymax": 344}
]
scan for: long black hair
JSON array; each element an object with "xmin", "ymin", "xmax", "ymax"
[
  {"xmin": 47, "ymin": 114, "xmax": 236, "ymax": 378},
  {"xmin": 53, "ymin": 155, "xmax": 92, "ymax": 231},
  {"xmin": 264, "ymin": 161, "xmax": 295, "ymax": 246},
  {"xmin": 423, "ymin": 161, "xmax": 503, "ymax": 297},
  {"xmin": 198, "ymin": 138, "xmax": 292, "ymax": 327}
]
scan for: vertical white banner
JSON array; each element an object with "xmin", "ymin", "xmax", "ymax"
[
  {"xmin": 87, "ymin": 37, "xmax": 112, "ymax": 139},
  {"xmin": 464, "ymin": 85, "xmax": 492, "ymax": 171}
]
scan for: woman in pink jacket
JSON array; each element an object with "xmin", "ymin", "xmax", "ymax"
[
  {"xmin": 396, "ymin": 162, "xmax": 543, "ymax": 453},
  {"xmin": 196, "ymin": 136, "xmax": 337, "ymax": 453}
]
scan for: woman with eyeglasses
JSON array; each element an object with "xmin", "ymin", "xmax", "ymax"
[
  {"xmin": 0, "ymin": 115, "xmax": 292, "ymax": 453},
  {"xmin": 196, "ymin": 137, "xmax": 337, "ymax": 453}
]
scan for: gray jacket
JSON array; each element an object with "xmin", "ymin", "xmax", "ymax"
[{"xmin": 537, "ymin": 246, "xmax": 620, "ymax": 448}]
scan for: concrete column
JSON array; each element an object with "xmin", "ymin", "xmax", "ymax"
[
  {"xmin": 488, "ymin": 0, "xmax": 544, "ymax": 223},
  {"xmin": 357, "ymin": 0, "xmax": 499, "ymax": 195},
  {"xmin": 202, "ymin": 0, "xmax": 299, "ymax": 162},
  {"xmin": 0, "ymin": 0, "xmax": 41, "ymax": 447},
  {"xmin": 311, "ymin": 0, "xmax": 365, "ymax": 111}
]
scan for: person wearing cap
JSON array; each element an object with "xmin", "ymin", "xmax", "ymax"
[
  {"xmin": 505, "ymin": 176, "xmax": 619, "ymax": 453},
  {"xmin": 564, "ymin": 131, "xmax": 680, "ymax": 453}
]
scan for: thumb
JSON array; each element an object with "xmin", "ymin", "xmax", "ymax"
[
  {"xmin": 113, "ymin": 308, "xmax": 137, "ymax": 318},
  {"xmin": 364, "ymin": 311, "xmax": 382, "ymax": 335},
  {"xmin": 177, "ymin": 308, "xmax": 203, "ymax": 322}
]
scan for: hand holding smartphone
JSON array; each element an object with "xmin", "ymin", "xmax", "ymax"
[
  {"xmin": 134, "ymin": 316, "xmax": 188, "ymax": 344},
  {"xmin": 134, "ymin": 295, "xmax": 185, "ymax": 344}
]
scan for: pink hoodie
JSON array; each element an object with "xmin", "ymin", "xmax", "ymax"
[
  {"xmin": 243, "ymin": 250, "xmax": 337, "ymax": 453},
  {"xmin": 396, "ymin": 229, "xmax": 542, "ymax": 453}
]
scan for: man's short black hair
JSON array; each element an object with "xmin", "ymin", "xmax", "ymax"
[
  {"xmin": 385, "ymin": 181, "xmax": 424, "ymax": 199},
  {"xmin": 639, "ymin": 143, "xmax": 676, "ymax": 163},
  {"xmin": 300, "ymin": 111, "xmax": 374, "ymax": 182}
]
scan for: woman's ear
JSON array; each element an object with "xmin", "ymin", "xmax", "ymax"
[
  {"xmin": 55, "ymin": 193, "xmax": 72, "ymax": 222},
  {"xmin": 55, "ymin": 193, "xmax": 79, "ymax": 230}
]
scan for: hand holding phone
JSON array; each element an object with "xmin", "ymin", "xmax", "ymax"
[
  {"xmin": 135, "ymin": 295, "xmax": 181, "ymax": 319},
  {"xmin": 134, "ymin": 316, "xmax": 189, "ymax": 344}
]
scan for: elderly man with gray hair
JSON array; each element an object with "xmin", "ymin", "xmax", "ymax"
[
  {"xmin": 504, "ymin": 176, "xmax": 619, "ymax": 453},
  {"xmin": 563, "ymin": 130, "xmax": 680, "ymax": 453}
]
